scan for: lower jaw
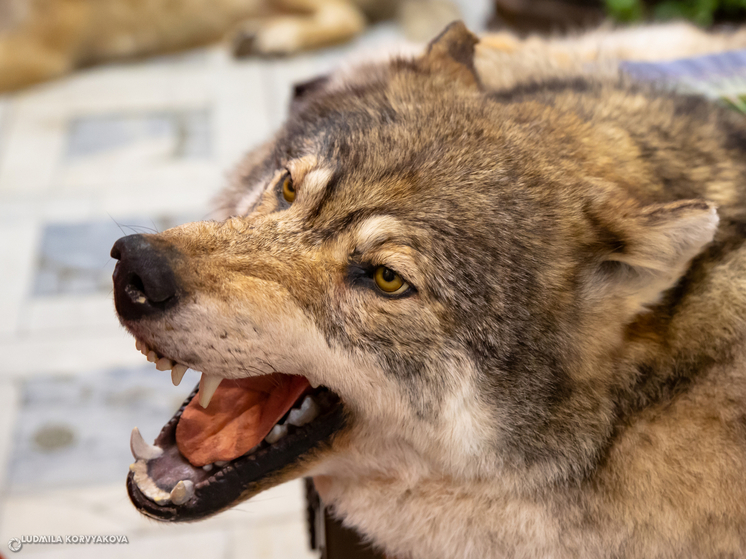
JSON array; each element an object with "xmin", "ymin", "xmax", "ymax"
[{"xmin": 127, "ymin": 383, "xmax": 346, "ymax": 522}]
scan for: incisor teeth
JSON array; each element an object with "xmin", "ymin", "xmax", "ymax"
[
  {"xmin": 287, "ymin": 395, "xmax": 320, "ymax": 427},
  {"xmin": 199, "ymin": 374, "xmax": 222, "ymax": 408},
  {"xmin": 147, "ymin": 351, "xmax": 158, "ymax": 363},
  {"xmin": 169, "ymin": 480, "xmax": 194, "ymax": 506},
  {"xmin": 155, "ymin": 357, "xmax": 173, "ymax": 371},
  {"xmin": 130, "ymin": 427, "xmax": 164, "ymax": 461},
  {"xmin": 130, "ymin": 460, "xmax": 171, "ymax": 504},
  {"xmin": 135, "ymin": 339, "xmax": 142, "ymax": 351},
  {"xmin": 265, "ymin": 423, "xmax": 288, "ymax": 444},
  {"xmin": 171, "ymin": 363, "xmax": 188, "ymax": 386}
]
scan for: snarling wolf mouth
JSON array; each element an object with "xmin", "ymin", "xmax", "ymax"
[{"xmin": 111, "ymin": 235, "xmax": 346, "ymax": 521}]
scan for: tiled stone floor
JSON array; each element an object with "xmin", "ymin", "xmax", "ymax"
[{"xmin": 0, "ymin": 4, "xmax": 491, "ymax": 558}]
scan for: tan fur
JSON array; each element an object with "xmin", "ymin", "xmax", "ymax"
[
  {"xmin": 114, "ymin": 22, "xmax": 746, "ymax": 558},
  {"xmin": 0, "ymin": 0, "xmax": 459, "ymax": 92}
]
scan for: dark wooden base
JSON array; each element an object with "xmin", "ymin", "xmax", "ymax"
[{"xmin": 305, "ymin": 478, "xmax": 386, "ymax": 559}]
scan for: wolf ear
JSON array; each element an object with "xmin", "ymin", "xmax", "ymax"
[
  {"xmin": 422, "ymin": 21, "xmax": 480, "ymax": 88},
  {"xmin": 292, "ymin": 74, "xmax": 329, "ymax": 101},
  {"xmin": 587, "ymin": 199, "xmax": 718, "ymax": 315},
  {"xmin": 289, "ymin": 74, "xmax": 330, "ymax": 112}
]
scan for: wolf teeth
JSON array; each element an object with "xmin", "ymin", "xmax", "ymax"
[
  {"xmin": 199, "ymin": 374, "xmax": 223, "ymax": 408},
  {"xmin": 155, "ymin": 357, "xmax": 173, "ymax": 371},
  {"xmin": 134, "ymin": 337, "xmax": 192, "ymax": 387},
  {"xmin": 265, "ymin": 423, "xmax": 288, "ymax": 444},
  {"xmin": 169, "ymin": 480, "xmax": 195, "ymax": 506},
  {"xmin": 171, "ymin": 363, "xmax": 188, "ymax": 386},
  {"xmin": 287, "ymin": 395, "xmax": 320, "ymax": 427},
  {"xmin": 130, "ymin": 427, "xmax": 164, "ymax": 461},
  {"xmin": 130, "ymin": 460, "xmax": 171, "ymax": 505}
]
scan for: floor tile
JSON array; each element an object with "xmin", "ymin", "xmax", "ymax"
[
  {"xmin": 0, "ymin": 219, "xmax": 41, "ymax": 336},
  {"xmin": 0, "ymin": 99, "xmax": 68, "ymax": 194},
  {"xmin": 229, "ymin": 512, "xmax": 318, "ymax": 559},
  {"xmin": 20, "ymin": 295, "xmax": 121, "ymax": 335},
  {"xmin": 65, "ymin": 109, "xmax": 211, "ymax": 161},
  {"xmin": 0, "ymin": 329, "xmax": 144, "ymax": 380},
  {"xmin": 0, "ymin": 376, "xmax": 21, "ymax": 491}
]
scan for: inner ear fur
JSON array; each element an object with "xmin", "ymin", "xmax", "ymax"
[
  {"xmin": 586, "ymin": 199, "xmax": 719, "ymax": 314},
  {"xmin": 422, "ymin": 20, "xmax": 481, "ymax": 88}
]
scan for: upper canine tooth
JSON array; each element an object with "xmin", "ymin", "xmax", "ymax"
[
  {"xmin": 171, "ymin": 363, "xmax": 188, "ymax": 386},
  {"xmin": 287, "ymin": 395, "xmax": 320, "ymax": 427},
  {"xmin": 169, "ymin": 480, "xmax": 195, "ymax": 506},
  {"xmin": 199, "ymin": 374, "xmax": 222, "ymax": 408},
  {"xmin": 130, "ymin": 427, "xmax": 164, "ymax": 461}
]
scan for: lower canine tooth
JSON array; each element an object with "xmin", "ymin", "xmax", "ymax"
[
  {"xmin": 171, "ymin": 364, "xmax": 188, "ymax": 386},
  {"xmin": 265, "ymin": 423, "xmax": 288, "ymax": 444},
  {"xmin": 130, "ymin": 427, "xmax": 164, "ymax": 461},
  {"xmin": 199, "ymin": 374, "xmax": 222, "ymax": 408},
  {"xmin": 287, "ymin": 395, "xmax": 320, "ymax": 427},
  {"xmin": 170, "ymin": 480, "xmax": 195, "ymax": 506}
]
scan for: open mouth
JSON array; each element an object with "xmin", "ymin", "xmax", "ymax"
[{"xmin": 126, "ymin": 337, "xmax": 345, "ymax": 521}]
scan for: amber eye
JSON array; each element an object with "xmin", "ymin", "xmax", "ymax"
[
  {"xmin": 281, "ymin": 172, "xmax": 295, "ymax": 203},
  {"xmin": 374, "ymin": 266, "xmax": 406, "ymax": 294}
]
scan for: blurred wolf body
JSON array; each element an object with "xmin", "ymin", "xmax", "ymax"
[
  {"xmin": 0, "ymin": 0, "xmax": 459, "ymax": 92},
  {"xmin": 108, "ymin": 21, "xmax": 746, "ymax": 559}
]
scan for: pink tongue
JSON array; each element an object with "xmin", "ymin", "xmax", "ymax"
[{"xmin": 176, "ymin": 374, "xmax": 310, "ymax": 467}]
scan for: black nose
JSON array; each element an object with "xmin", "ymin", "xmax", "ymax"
[{"xmin": 111, "ymin": 234, "xmax": 180, "ymax": 321}]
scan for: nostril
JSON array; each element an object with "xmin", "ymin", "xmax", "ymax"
[
  {"xmin": 111, "ymin": 234, "xmax": 181, "ymax": 321},
  {"xmin": 125, "ymin": 273, "xmax": 148, "ymax": 304},
  {"xmin": 126, "ymin": 271, "xmax": 174, "ymax": 305},
  {"xmin": 130, "ymin": 273, "xmax": 146, "ymax": 294}
]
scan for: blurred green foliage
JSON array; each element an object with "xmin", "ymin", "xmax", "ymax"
[
  {"xmin": 723, "ymin": 95, "xmax": 746, "ymax": 113},
  {"xmin": 605, "ymin": 0, "xmax": 746, "ymax": 25}
]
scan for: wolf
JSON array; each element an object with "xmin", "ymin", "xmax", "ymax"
[
  {"xmin": 112, "ymin": 21, "xmax": 746, "ymax": 559},
  {"xmin": 0, "ymin": 0, "xmax": 458, "ymax": 93}
]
